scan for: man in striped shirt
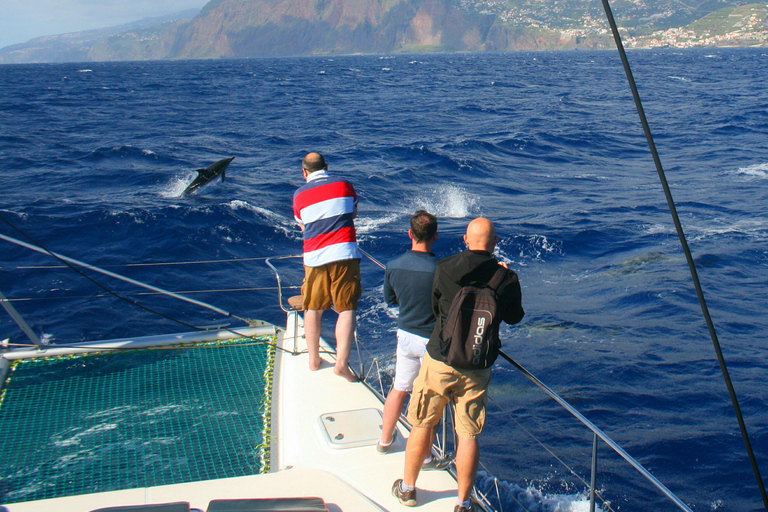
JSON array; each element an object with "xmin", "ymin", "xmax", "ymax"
[{"xmin": 293, "ymin": 152, "xmax": 362, "ymax": 382}]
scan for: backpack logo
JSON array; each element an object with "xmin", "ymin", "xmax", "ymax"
[{"xmin": 472, "ymin": 315, "xmax": 487, "ymax": 366}]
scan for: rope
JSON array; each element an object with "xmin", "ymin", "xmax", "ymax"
[{"xmin": 599, "ymin": 2, "xmax": 768, "ymax": 509}]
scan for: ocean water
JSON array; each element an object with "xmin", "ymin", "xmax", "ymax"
[{"xmin": 1, "ymin": 49, "xmax": 768, "ymax": 511}]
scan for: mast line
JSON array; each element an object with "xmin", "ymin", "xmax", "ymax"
[{"xmin": 598, "ymin": 1, "xmax": 768, "ymax": 508}]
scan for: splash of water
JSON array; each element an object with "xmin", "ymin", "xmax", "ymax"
[
  {"xmin": 410, "ymin": 184, "xmax": 478, "ymax": 219},
  {"xmin": 161, "ymin": 173, "xmax": 196, "ymax": 198}
]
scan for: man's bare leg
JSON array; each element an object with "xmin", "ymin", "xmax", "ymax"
[
  {"xmin": 403, "ymin": 425, "xmax": 433, "ymax": 488},
  {"xmin": 303, "ymin": 309, "xmax": 323, "ymax": 371},
  {"xmin": 455, "ymin": 436, "xmax": 480, "ymax": 503},
  {"xmin": 333, "ymin": 309, "xmax": 359, "ymax": 382},
  {"xmin": 380, "ymin": 388, "xmax": 409, "ymax": 445}
]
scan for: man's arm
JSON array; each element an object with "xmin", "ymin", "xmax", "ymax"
[
  {"xmin": 383, "ymin": 268, "xmax": 398, "ymax": 306},
  {"xmin": 500, "ymin": 272, "xmax": 525, "ymax": 325}
]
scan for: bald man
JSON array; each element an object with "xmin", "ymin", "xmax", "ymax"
[{"xmin": 392, "ymin": 218, "xmax": 524, "ymax": 512}]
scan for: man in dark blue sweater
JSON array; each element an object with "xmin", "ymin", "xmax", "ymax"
[{"xmin": 378, "ymin": 210, "xmax": 438, "ymax": 455}]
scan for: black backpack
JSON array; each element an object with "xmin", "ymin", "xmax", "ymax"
[{"xmin": 439, "ymin": 267, "xmax": 506, "ymax": 370}]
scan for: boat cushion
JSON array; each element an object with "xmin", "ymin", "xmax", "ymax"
[
  {"xmin": 206, "ymin": 498, "xmax": 327, "ymax": 511},
  {"xmin": 90, "ymin": 503, "xmax": 190, "ymax": 512}
]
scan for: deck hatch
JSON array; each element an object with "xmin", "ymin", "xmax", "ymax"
[{"xmin": 318, "ymin": 408, "xmax": 382, "ymax": 449}]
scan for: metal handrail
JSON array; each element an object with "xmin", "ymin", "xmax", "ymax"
[
  {"xmin": 264, "ymin": 254, "xmax": 303, "ymax": 314},
  {"xmin": 265, "ymin": 255, "xmax": 304, "ymax": 354}
]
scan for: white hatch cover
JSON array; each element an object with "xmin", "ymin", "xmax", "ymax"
[{"xmin": 318, "ymin": 408, "xmax": 382, "ymax": 449}]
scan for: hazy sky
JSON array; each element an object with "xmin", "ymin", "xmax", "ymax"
[{"xmin": 0, "ymin": 0, "xmax": 210, "ymax": 49}]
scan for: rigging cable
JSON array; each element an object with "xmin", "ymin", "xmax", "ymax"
[{"xmin": 598, "ymin": 1, "xmax": 768, "ymax": 508}]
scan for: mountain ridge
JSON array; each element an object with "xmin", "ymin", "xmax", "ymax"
[{"xmin": 1, "ymin": 0, "xmax": 766, "ymax": 63}]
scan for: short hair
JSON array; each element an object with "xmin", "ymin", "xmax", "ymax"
[
  {"xmin": 302, "ymin": 152, "xmax": 327, "ymax": 173},
  {"xmin": 410, "ymin": 210, "xmax": 437, "ymax": 243}
]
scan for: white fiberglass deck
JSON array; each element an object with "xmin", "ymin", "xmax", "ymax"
[{"xmin": 274, "ymin": 311, "xmax": 460, "ymax": 511}]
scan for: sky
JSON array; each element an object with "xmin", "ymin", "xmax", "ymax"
[{"xmin": 0, "ymin": 0, "xmax": 210, "ymax": 49}]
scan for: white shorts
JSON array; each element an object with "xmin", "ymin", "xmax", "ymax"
[{"xmin": 393, "ymin": 329, "xmax": 429, "ymax": 392}]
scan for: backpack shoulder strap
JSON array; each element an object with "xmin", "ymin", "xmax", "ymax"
[{"xmin": 488, "ymin": 266, "xmax": 507, "ymax": 291}]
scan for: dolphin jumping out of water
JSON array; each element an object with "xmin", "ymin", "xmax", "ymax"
[{"xmin": 181, "ymin": 157, "xmax": 235, "ymax": 197}]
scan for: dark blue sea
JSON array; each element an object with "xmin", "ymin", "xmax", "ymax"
[{"xmin": 1, "ymin": 49, "xmax": 768, "ymax": 511}]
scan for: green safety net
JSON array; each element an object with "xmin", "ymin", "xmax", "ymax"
[{"xmin": 0, "ymin": 336, "xmax": 276, "ymax": 505}]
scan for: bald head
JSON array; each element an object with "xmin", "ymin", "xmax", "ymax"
[
  {"xmin": 464, "ymin": 218, "xmax": 497, "ymax": 252},
  {"xmin": 302, "ymin": 152, "xmax": 327, "ymax": 174}
]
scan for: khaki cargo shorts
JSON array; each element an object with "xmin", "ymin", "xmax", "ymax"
[
  {"xmin": 301, "ymin": 259, "xmax": 361, "ymax": 312},
  {"xmin": 407, "ymin": 352, "xmax": 492, "ymax": 439}
]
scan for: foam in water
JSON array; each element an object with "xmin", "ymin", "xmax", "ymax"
[
  {"xmin": 228, "ymin": 200, "xmax": 300, "ymax": 240},
  {"xmin": 692, "ymin": 218, "xmax": 768, "ymax": 242},
  {"xmin": 477, "ymin": 472, "xmax": 599, "ymax": 512},
  {"xmin": 736, "ymin": 162, "xmax": 768, "ymax": 179},
  {"xmin": 356, "ymin": 212, "xmax": 401, "ymax": 235}
]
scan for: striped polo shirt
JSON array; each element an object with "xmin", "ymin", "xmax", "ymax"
[{"xmin": 293, "ymin": 170, "xmax": 362, "ymax": 267}]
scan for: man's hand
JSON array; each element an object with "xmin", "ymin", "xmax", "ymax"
[{"xmin": 498, "ymin": 261, "xmax": 509, "ymax": 269}]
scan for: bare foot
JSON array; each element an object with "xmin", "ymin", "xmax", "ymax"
[
  {"xmin": 309, "ymin": 358, "xmax": 324, "ymax": 371},
  {"xmin": 333, "ymin": 366, "xmax": 360, "ymax": 382}
]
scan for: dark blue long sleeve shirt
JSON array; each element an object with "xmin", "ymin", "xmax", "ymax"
[{"xmin": 383, "ymin": 250, "xmax": 437, "ymax": 339}]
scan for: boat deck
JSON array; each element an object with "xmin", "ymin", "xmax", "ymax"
[{"xmin": 274, "ymin": 311, "xmax": 460, "ymax": 511}]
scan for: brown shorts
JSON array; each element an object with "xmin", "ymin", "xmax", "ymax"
[
  {"xmin": 407, "ymin": 352, "xmax": 492, "ymax": 439},
  {"xmin": 301, "ymin": 259, "xmax": 361, "ymax": 312}
]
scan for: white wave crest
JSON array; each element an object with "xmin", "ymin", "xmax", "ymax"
[
  {"xmin": 693, "ymin": 218, "xmax": 768, "ymax": 241},
  {"xmin": 228, "ymin": 200, "xmax": 300, "ymax": 239},
  {"xmin": 356, "ymin": 212, "xmax": 401, "ymax": 235},
  {"xmin": 736, "ymin": 162, "xmax": 768, "ymax": 179},
  {"xmin": 644, "ymin": 223, "xmax": 673, "ymax": 235},
  {"xmin": 477, "ymin": 472, "xmax": 599, "ymax": 512}
]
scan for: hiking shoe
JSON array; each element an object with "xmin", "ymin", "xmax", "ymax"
[
  {"xmin": 454, "ymin": 503, "xmax": 473, "ymax": 512},
  {"xmin": 376, "ymin": 429, "xmax": 398, "ymax": 453},
  {"xmin": 391, "ymin": 479, "xmax": 417, "ymax": 507},
  {"xmin": 421, "ymin": 454, "xmax": 453, "ymax": 471}
]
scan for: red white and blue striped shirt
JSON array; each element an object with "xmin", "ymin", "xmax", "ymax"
[{"xmin": 293, "ymin": 170, "xmax": 361, "ymax": 267}]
